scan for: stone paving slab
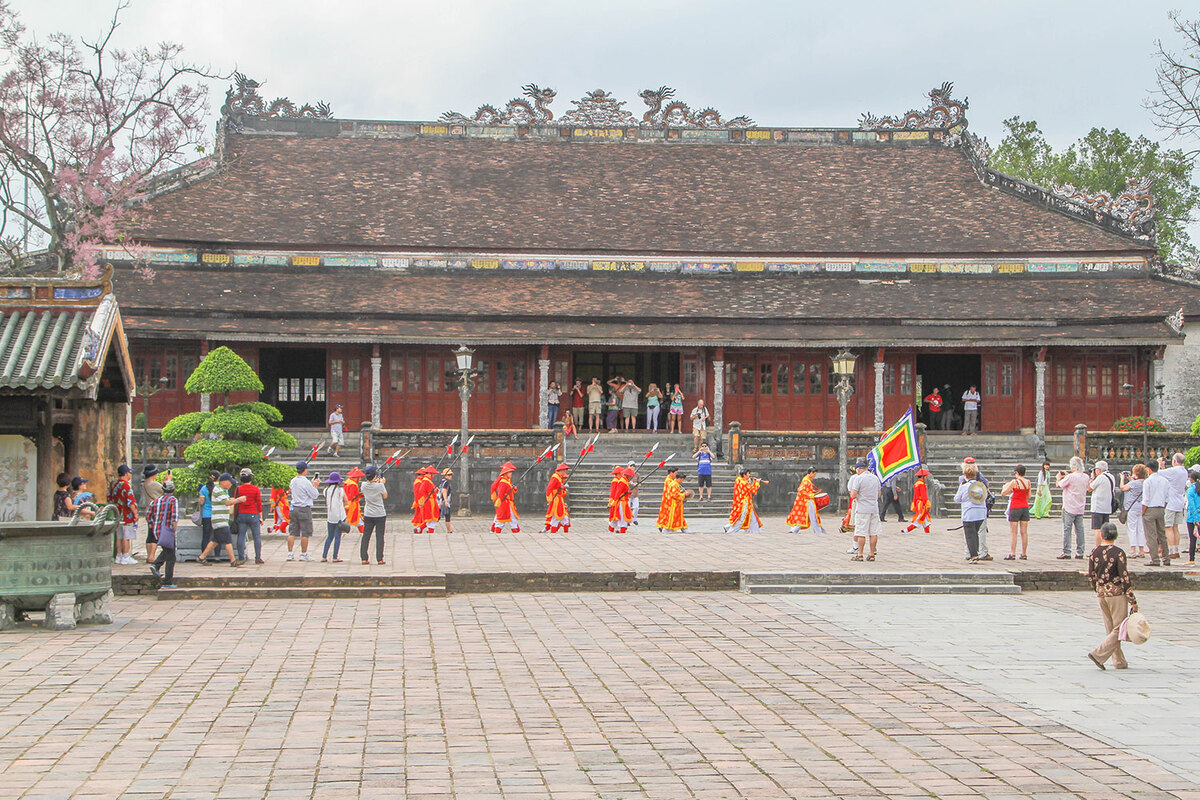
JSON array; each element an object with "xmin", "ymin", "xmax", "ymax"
[{"xmin": 2, "ymin": 592, "xmax": 1198, "ymax": 798}]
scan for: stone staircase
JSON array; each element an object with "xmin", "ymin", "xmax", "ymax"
[
  {"xmin": 740, "ymin": 571, "xmax": 1021, "ymax": 595},
  {"xmin": 562, "ymin": 432, "xmax": 737, "ymax": 520},
  {"xmin": 157, "ymin": 573, "xmax": 445, "ymax": 600},
  {"xmin": 923, "ymin": 432, "xmax": 1057, "ymax": 518}
]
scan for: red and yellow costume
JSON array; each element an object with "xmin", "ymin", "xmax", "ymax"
[
  {"xmin": 344, "ymin": 467, "xmax": 365, "ymax": 533},
  {"xmin": 543, "ymin": 463, "xmax": 570, "ymax": 533},
  {"xmin": 491, "ymin": 462, "xmax": 520, "ymax": 533},
  {"xmin": 608, "ymin": 466, "xmax": 632, "ymax": 534},
  {"xmin": 725, "ymin": 473, "xmax": 763, "ymax": 533},
  {"xmin": 905, "ymin": 468, "xmax": 932, "ymax": 534},
  {"xmin": 786, "ymin": 473, "xmax": 824, "ymax": 533},
  {"xmin": 656, "ymin": 472, "xmax": 687, "ymax": 532},
  {"xmin": 270, "ymin": 487, "xmax": 290, "ymax": 534},
  {"xmin": 411, "ymin": 466, "xmax": 438, "ymax": 534}
]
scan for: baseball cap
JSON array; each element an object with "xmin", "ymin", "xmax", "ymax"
[
  {"xmin": 117, "ymin": 464, "xmax": 132, "ymax": 476},
  {"xmin": 854, "ymin": 459, "xmax": 868, "ymax": 469},
  {"xmin": 218, "ymin": 473, "xmax": 234, "ymax": 482},
  {"xmin": 239, "ymin": 467, "xmax": 253, "ymax": 479},
  {"xmin": 162, "ymin": 481, "xmax": 176, "ymax": 493},
  {"xmin": 294, "ymin": 461, "xmax": 308, "ymax": 472}
]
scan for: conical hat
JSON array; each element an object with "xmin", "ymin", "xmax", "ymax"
[
  {"xmin": 499, "ymin": 461, "xmax": 517, "ymax": 473},
  {"xmin": 554, "ymin": 462, "xmax": 570, "ymax": 472},
  {"xmin": 611, "ymin": 465, "xmax": 624, "ymax": 475}
]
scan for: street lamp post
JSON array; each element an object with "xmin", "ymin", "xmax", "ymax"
[
  {"xmin": 454, "ymin": 345, "xmax": 477, "ymax": 516},
  {"xmin": 832, "ymin": 349, "xmax": 857, "ymax": 508},
  {"xmin": 1121, "ymin": 381, "xmax": 1166, "ymax": 458},
  {"xmin": 135, "ymin": 375, "xmax": 170, "ymax": 460}
]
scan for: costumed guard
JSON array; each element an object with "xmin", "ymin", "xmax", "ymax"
[
  {"xmin": 656, "ymin": 466, "xmax": 689, "ymax": 533},
  {"xmin": 411, "ymin": 465, "xmax": 438, "ymax": 534},
  {"xmin": 270, "ymin": 486, "xmax": 290, "ymax": 534},
  {"xmin": 787, "ymin": 467, "xmax": 825, "ymax": 534},
  {"xmin": 725, "ymin": 468, "xmax": 764, "ymax": 533},
  {"xmin": 344, "ymin": 467, "xmax": 365, "ymax": 534},
  {"xmin": 543, "ymin": 462, "xmax": 571, "ymax": 533},
  {"xmin": 904, "ymin": 467, "xmax": 932, "ymax": 534},
  {"xmin": 490, "ymin": 461, "xmax": 521, "ymax": 533},
  {"xmin": 608, "ymin": 466, "xmax": 632, "ymax": 534}
]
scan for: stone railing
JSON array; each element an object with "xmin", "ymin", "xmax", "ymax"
[
  {"xmin": 1080, "ymin": 427, "xmax": 1200, "ymax": 469},
  {"xmin": 131, "ymin": 429, "xmax": 186, "ymax": 461}
]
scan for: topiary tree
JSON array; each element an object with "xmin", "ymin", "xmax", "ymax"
[{"xmin": 162, "ymin": 346, "xmax": 298, "ymax": 493}]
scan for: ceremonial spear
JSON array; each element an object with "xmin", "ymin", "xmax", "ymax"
[
  {"xmin": 433, "ymin": 434, "xmax": 459, "ymax": 470},
  {"xmin": 378, "ymin": 448, "xmax": 410, "ymax": 476},
  {"xmin": 545, "ymin": 434, "xmax": 600, "ymax": 509},
  {"xmin": 495, "ymin": 443, "xmax": 562, "ymax": 507}
]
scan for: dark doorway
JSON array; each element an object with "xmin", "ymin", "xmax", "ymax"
[
  {"xmin": 916, "ymin": 354, "xmax": 981, "ymax": 432},
  {"xmin": 260, "ymin": 348, "xmax": 327, "ymax": 427},
  {"xmin": 572, "ymin": 351, "xmax": 680, "ymax": 424}
]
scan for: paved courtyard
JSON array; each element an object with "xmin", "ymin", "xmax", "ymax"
[{"xmin": 1, "ymin": 590, "xmax": 1198, "ymax": 799}]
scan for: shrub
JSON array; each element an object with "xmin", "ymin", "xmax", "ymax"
[
  {"xmin": 1111, "ymin": 416, "xmax": 1166, "ymax": 432},
  {"xmin": 134, "ymin": 411, "xmax": 146, "ymax": 429},
  {"xmin": 1186, "ymin": 446, "xmax": 1200, "ymax": 469},
  {"xmin": 161, "ymin": 411, "xmax": 211, "ymax": 441}
]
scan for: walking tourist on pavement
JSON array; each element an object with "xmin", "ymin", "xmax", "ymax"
[
  {"xmin": 786, "ymin": 466, "xmax": 824, "ymax": 534},
  {"xmin": 1088, "ymin": 461, "xmax": 1117, "ymax": 547},
  {"xmin": 693, "ymin": 442, "xmax": 714, "ymax": 502},
  {"xmin": 656, "ymin": 466, "xmax": 689, "ymax": 533},
  {"xmin": 360, "ymin": 464, "xmax": 388, "ymax": 564},
  {"xmin": 667, "ymin": 384, "xmax": 685, "ymax": 434},
  {"xmin": 109, "ymin": 464, "xmax": 139, "ymax": 565},
  {"xmin": 438, "ymin": 468, "xmax": 454, "ymax": 534},
  {"xmin": 1000, "ymin": 465, "xmax": 1031, "ymax": 560},
  {"xmin": 586, "ymin": 377, "xmax": 604, "ymax": 432},
  {"xmin": 923, "ymin": 387, "xmax": 943, "ymax": 430},
  {"xmin": 847, "ymin": 460, "xmax": 881, "ymax": 560},
  {"xmin": 1161, "ymin": 452, "xmax": 1188, "ymax": 560},
  {"xmin": 1141, "ymin": 460, "xmax": 1171, "ymax": 566},
  {"xmin": 904, "ymin": 467, "xmax": 932, "ymax": 534},
  {"xmin": 287, "ymin": 461, "xmax": 319, "ymax": 561},
  {"xmin": 198, "ymin": 471, "xmax": 218, "ymax": 551},
  {"xmin": 1032, "ymin": 460, "xmax": 1053, "ymax": 518},
  {"xmin": 147, "ymin": 480, "xmax": 178, "ymax": 588},
  {"xmin": 1120, "ymin": 465, "xmax": 1147, "ymax": 558},
  {"xmin": 142, "ymin": 464, "xmax": 165, "ymax": 564},
  {"xmin": 197, "ymin": 473, "xmax": 245, "ymax": 567},
  {"xmin": 878, "ymin": 477, "xmax": 905, "ymax": 523},
  {"xmin": 689, "ymin": 399, "xmax": 710, "ymax": 451},
  {"xmin": 327, "ymin": 404, "xmax": 345, "ymax": 457},
  {"xmin": 570, "ymin": 379, "xmax": 585, "ymax": 431},
  {"xmin": 1057, "ymin": 457, "xmax": 1090, "ymax": 559},
  {"xmin": 235, "ymin": 468, "xmax": 264, "ymax": 564},
  {"xmin": 961, "ymin": 385, "xmax": 981, "ymax": 434},
  {"xmin": 1186, "ymin": 471, "xmax": 1200, "ymax": 566},
  {"xmin": 955, "ymin": 465, "xmax": 988, "ymax": 562},
  {"xmin": 544, "ymin": 381, "xmax": 562, "ymax": 429},
  {"xmin": 620, "ymin": 378, "xmax": 641, "ymax": 430},
  {"xmin": 321, "ymin": 472, "xmax": 347, "ymax": 562},
  {"xmin": 645, "ymin": 383, "xmax": 663, "ymax": 432},
  {"xmin": 1087, "ymin": 522, "xmax": 1138, "ymax": 670}
]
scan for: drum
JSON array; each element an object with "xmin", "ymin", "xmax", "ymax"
[{"xmin": 814, "ymin": 491, "xmax": 831, "ymax": 510}]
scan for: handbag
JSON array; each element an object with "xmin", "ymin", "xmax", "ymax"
[
  {"xmin": 1118, "ymin": 506, "xmax": 1129, "ymax": 524},
  {"xmin": 337, "ymin": 521, "xmax": 351, "ymax": 533},
  {"xmin": 190, "ymin": 509, "xmax": 202, "ymax": 526}
]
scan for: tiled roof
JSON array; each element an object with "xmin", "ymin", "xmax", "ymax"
[
  {"xmin": 131, "ymin": 134, "xmax": 1152, "ymax": 256},
  {"xmin": 0, "ymin": 309, "xmax": 91, "ymax": 389}
]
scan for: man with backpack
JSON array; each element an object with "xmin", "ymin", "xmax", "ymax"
[{"xmin": 1088, "ymin": 460, "xmax": 1120, "ymax": 548}]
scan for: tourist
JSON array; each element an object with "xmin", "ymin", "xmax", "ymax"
[
  {"xmin": 904, "ymin": 467, "xmax": 932, "ymax": 534},
  {"xmin": 1032, "ymin": 461, "xmax": 1053, "ymax": 518},
  {"xmin": 693, "ymin": 442, "xmax": 714, "ymax": 502},
  {"xmin": 878, "ymin": 477, "xmax": 905, "ymax": 523},
  {"xmin": 620, "ymin": 377, "xmax": 641, "ymax": 430},
  {"xmin": 689, "ymin": 398, "xmax": 710, "ymax": 451},
  {"xmin": 142, "ymin": 465, "xmax": 165, "ymax": 564},
  {"xmin": 961, "ymin": 457, "xmax": 991, "ymax": 561},
  {"xmin": 667, "ymin": 384, "xmax": 685, "ymax": 434},
  {"xmin": 53, "ymin": 473, "xmax": 72, "ymax": 520},
  {"xmin": 1161, "ymin": 452, "xmax": 1189, "ymax": 560},
  {"xmin": 71, "ymin": 476, "xmax": 95, "ymax": 518},
  {"xmin": 961, "ymin": 385, "xmax": 981, "ymax": 434},
  {"xmin": 955, "ymin": 465, "xmax": 988, "ymax": 562},
  {"xmin": 1056, "ymin": 457, "xmax": 1090, "ymax": 560},
  {"xmin": 604, "ymin": 385, "xmax": 620, "ymax": 431},
  {"xmin": 235, "ymin": 468, "xmax": 264, "ymax": 564},
  {"xmin": 491, "ymin": 461, "xmax": 521, "ymax": 533},
  {"xmin": 197, "ymin": 473, "xmax": 244, "ymax": 566},
  {"xmin": 586, "ymin": 377, "xmax": 604, "ymax": 432},
  {"xmin": 656, "ymin": 466, "xmax": 689, "ymax": 533},
  {"xmin": 543, "ymin": 462, "xmax": 570, "ymax": 533},
  {"xmin": 1000, "ymin": 465, "xmax": 1031, "ymax": 560},
  {"xmin": 923, "ymin": 387, "xmax": 943, "ymax": 430},
  {"xmin": 562, "ymin": 411, "xmax": 578, "ymax": 441},
  {"xmin": 1086, "ymin": 522, "xmax": 1137, "ymax": 670},
  {"xmin": 1186, "ymin": 471, "xmax": 1200, "ymax": 566},
  {"xmin": 360, "ymin": 464, "xmax": 388, "ymax": 564},
  {"xmin": 725, "ymin": 467, "xmax": 765, "ymax": 534},
  {"xmin": 438, "ymin": 467, "xmax": 454, "ymax": 534},
  {"xmin": 607, "ymin": 465, "xmax": 632, "ymax": 534},
  {"xmin": 147, "ymin": 480, "xmax": 179, "ymax": 588},
  {"xmin": 1119, "ymin": 465, "xmax": 1147, "ymax": 558},
  {"xmin": 645, "ymin": 383, "xmax": 663, "ymax": 432},
  {"xmin": 570, "ymin": 379, "xmax": 585, "ymax": 430},
  {"xmin": 1088, "ymin": 460, "xmax": 1117, "ymax": 548},
  {"xmin": 847, "ymin": 460, "xmax": 881, "ymax": 560},
  {"xmin": 109, "ymin": 465, "xmax": 139, "ymax": 565},
  {"xmin": 287, "ymin": 461, "xmax": 319, "ymax": 561},
  {"xmin": 1140, "ymin": 460, "xmax": 1171, "ymax": 566},
  {"xmin": 321, "ymin": 472, "xmax": 347, "ymax": 562},
  {"xmin": 199, "ymin": 471, "xmax": 218, "ymax": 551},
  {"xmin": 786, "ymin": 466, "xmax": 824, "ymax": 534},
  {"xmin": 544, "ymin": 380, "xmax": 562, "ymax": 429},
  {"xmin": 327, "ymin": 404, "xmax": 345, "ymax": 457}
]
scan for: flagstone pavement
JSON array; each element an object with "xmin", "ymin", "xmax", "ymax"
[{"xmin": 2, "ymin": 589, "xmax": 1199, "ymax": 799}]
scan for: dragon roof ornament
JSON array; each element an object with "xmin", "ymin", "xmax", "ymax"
[
  {"xmin": 441, "ymin": 84, "xmax": 557, "ymax": 125},
  {"xmin": 1166, "ymin": 306, "xmax": 1185, "ymax": 334},
  {"xmin": 860, "ymin": 82, "xmax": 968, "ymax": 131},
  {"xmin": 221, "ymin": 73, "xmax": 332, "ymax": 120},
  {"xmin": 1052, "ymin": 178, "xmax": 1156, "ymax": 229},
  {"xmin": 559, "ymin": 90, "xmax": 639, "ymax": 126}
]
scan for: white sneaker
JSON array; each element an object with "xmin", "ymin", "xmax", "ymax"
[
  {"xmin": 286, "ymin": 552, "xmax": 295, "ymax": 561},
  {"xmin": 299, "ymin": 553, "xmax": 313, "ymax": 562},
  {"xmin": 120, "ymin": 554, "xmax": 136, "ymax": 565}
]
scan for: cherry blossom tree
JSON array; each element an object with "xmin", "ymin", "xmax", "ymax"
[{"xmin": 0, "ymin": 1, "xmax": 220, "ymax": 275}]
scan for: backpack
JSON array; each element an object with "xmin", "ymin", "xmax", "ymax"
[{"xmin": 1106, "ymin": 473, "xmax": 1121, "ymax": 515}]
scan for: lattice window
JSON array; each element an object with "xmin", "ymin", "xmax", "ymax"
[
  {"xmin": 1086, "ymin": 365, "xmax": 1098, "ymax": 397},
  {"xmin": 330, "ymin": 359, "xmax": 344, "ymax": 393},
  {"xmin": 389, "ymin": 355, "xmax": 403, "ymax": 392},
  {"xmin": 512, "ymin": 359, "xmax": 526, "ymax": 392},
  {"xmin": 1101, "ymin": 366, "xmax": 1113, "ymax": 396},
  {"xmin": 776, "ymin": 362, "xmax": 789, "ymax": 395},
  {"xmin": 347, "ymin": 358, "xmax": 361, "ymax": 392},
  {"xmin": 1000, "ymin": 363, "xmax": 1014, "ymax": 396},
  {"xmin": 759, "ymin": 362, "xmax": 773, "ymax": 395}
]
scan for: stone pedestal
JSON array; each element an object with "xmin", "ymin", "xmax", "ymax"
[
  {"xmin": 176, "ymin": 525, "xmax": 229, "ymax": 562},
  {"xmin": 74, "ymin": 590, "xmax": 115, "ymax": 625},
  {"xmin": 0, "ymin": 601, "xmax": 15, "ymax": 630},
  {"xmin": 44, "ymin": 593, "xmax": 77, "ymax": 631}
]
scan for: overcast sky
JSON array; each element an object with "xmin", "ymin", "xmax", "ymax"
[{"xmin": 16, "ymin": 0, "xmax": 1192, "ymax": 153}]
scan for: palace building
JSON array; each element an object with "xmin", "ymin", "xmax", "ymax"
[{"xmin": 110, "ymin": 80, "xmax": 1200, "ymax": 440}]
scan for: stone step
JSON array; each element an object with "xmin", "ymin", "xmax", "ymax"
[
  {"xmin": 741, "ymin": 570, "xmax": 1016, "ymax": 586},
  {"xmin": 158, "ymin": 585, "xmax": 446, "ymax": 600},
  {"xmin": 743, "ymin": 584, "xmax": 1022, "ymax": 595},
  {"xmin": 168, "ymin": 574, "xmax": 445, "ymax": 588}
]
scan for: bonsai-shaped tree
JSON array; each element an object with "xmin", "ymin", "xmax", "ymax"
[{"xmin": 161, "ymin": 346, "xmax": 298, "ymax": 493}]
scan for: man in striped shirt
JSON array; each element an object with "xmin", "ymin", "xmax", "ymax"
[{"xmin": 197, "ymin": 473, "xmax": 245, "ymax": 566}]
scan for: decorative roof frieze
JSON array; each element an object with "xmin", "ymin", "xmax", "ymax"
[
  {"xmin": 221, "ymin": 72, "xmax": 332, "ymax": 128},
  {"xmin": 860, "ymin": 82, "xmax": 968, "ymax": 132}
]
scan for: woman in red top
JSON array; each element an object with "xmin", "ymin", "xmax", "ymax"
[
  {"xmin": 235, "ymin": 468, "xmax": 265, "ymax": 564},
  {"xmin": 1001, "ymin": 464, "xmax": 1032, "ymax": 560}
]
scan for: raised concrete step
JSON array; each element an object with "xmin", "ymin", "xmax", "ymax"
[
  {"xmin": 740, "ymin": 571, "xmax": 1021, "ymax": 595},
  {"xmin": 157, "ymin": 573, "xmax": 446, "ymax": 599}
]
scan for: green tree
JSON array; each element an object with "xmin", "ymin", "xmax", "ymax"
[
  {"xmin": 162, "ymin": 346, "xmax": 297, "ymax": 493},
  {"xmin": 991, "ymin": 116, "xmax": 1199, "ymax": 262}
]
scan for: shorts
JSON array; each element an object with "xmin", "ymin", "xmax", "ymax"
[
  {"xmin": 290, "ymin": 505, "xmax": 314, "ymax": 537},
  {"xmin": 146, "ymin": 526, "xmax": 158, "ymax": 544},
  {"xmin": 330, "ymin": 430, "xmax": 345, "ymax": 445},
  {"xmin": 1091, "ymin": 512, "xmax": 1111, "ymax": 529},
  {"xmin": 692, "ymin": 423, "xmax": 708, "ymax": 433},
  {"xmin": 854, "ymin": 512, "xmax": 882, "ymax": 539},
  {"xmin": 211, "ymin": 524, "xmax": 233, "ymax": 545},
  {"xmin": 698, "ymin": 474, "xmax": 712, "ymax": 488},
  {"xmin": 1165, "ymin": 508, "xmax": 1186, "ymax": 526},
  {"xmin": 440, "ymin": 504, "xmax": 451, "ymax": 521},
  {"xmin": 1008, "ymin": 507, "xmax": 1030, "ymax": 522},
  {"xmin": 119, "ymin": 524, "xmax": 138, "ymax": 541},
  {"xmin": 589, "ymin": 401, "xmax": 602, "ymax": 414}
]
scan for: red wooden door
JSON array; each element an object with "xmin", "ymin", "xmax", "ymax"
[
  {"xmin": 981, "ymin": 352, "xmax": 1020, "ymax": 431},
  {"xmin": 881, "ymin": 354, "xmax": 917, "ymax": 425},
  {"xmin": 722, "ymin": 351, "xmax": 857, "ymax": 431},
  {"xmin": 327, "ymin": 347, "xmax": 368, "ymax": 429},
  {"xmin": 384, "ymin": 349, "xmax": 426, "ymax": 428},
  {"xmin": 1047, "ymin": 350, "xmax": 1141, "ymax": 433}
]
